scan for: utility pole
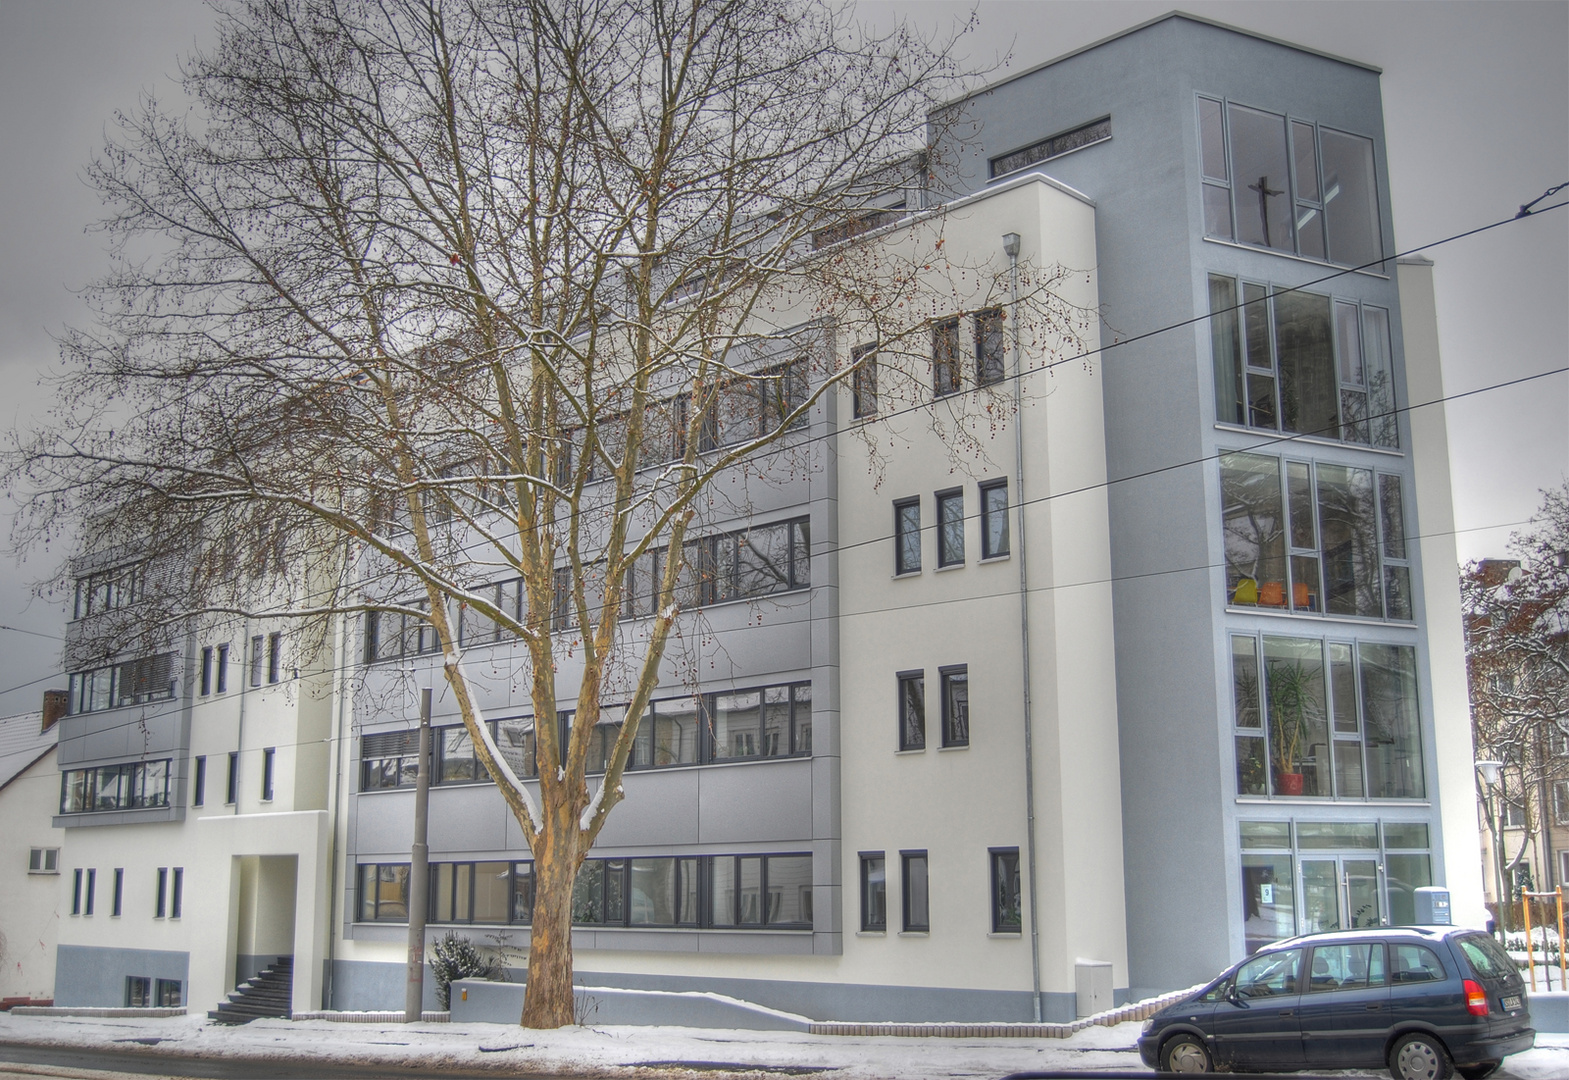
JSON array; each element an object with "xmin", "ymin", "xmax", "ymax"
[{"xmin": 405, "ymin": 687, "xmax": 432, "ymax": 1022}]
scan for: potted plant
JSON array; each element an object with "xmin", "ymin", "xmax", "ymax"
[{"xmin": 1267, "ymin": 661, "xmax": 1321, "ymax": 795}]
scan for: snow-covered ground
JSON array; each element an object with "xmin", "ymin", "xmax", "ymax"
[{"xmin": 1, "ymin": 1009, "xmax": 1567, "ymax": 1078}]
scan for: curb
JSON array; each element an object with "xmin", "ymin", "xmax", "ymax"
[{"xmin": 808, "ymin": 984, "xmax": 1204, "ymax": 1038}]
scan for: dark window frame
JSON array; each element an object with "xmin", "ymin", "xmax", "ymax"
[
  {"xmin": 852, "ymin": 342, "xmax": 879, "ymax": 419},
  {"xmin": 112, "ymin": 867, "xmax": 124, "ymax": 917},
  {"xmin": 193, "ymin": 756, "xmax": 206, "ymax": 807},
  {"xmin": 261, "ymin": 747, "xmax": 275, "ymax": 801},
  {"xmin": 989, "ymin": 116, "xmax": 1111, "ymax": 178},
  {"xmin": 980, "ymin": 479, "xmax": 1010, "ymax": 559},
  {"xmin": 898, "ymin": 670, "xmax": 926, "ymax": 751},
  {"xmin": 901, "ymin": 850, "xmax": 930, "ymax": 932},
  {"xmin": 894, "ymin": 498, "xmax": 922, "ymax": 575},
  {"xmin": 860, "ymin": 852, "xmax": 887, "ymax": 931},
  {"xmin": 990, "ymin": 847, "xmax": 1022, "ymax": 933},
  {"xmin": 975, "ymin": 308, "xmax": 1006, "ymax": 386},
  {"xmin": 940, "ymin": 665, "xmax": 970, "ymax": 748},
  {"xmin": 936, "ymin": 488, "xmax": 965, "ymax": 567},
  {"xmin": 1196, "ymin": 95, "xmax": 1384, "ymax": 270}
]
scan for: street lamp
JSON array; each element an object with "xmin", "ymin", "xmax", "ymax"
[{"xmin": 1477, "ymin": 760, "xmax": 1507, "ymax": 936}]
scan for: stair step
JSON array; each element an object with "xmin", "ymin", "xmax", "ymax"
[{"xmin": 207, "ymin": 958, "xmax": 294, "ymax": 1026}]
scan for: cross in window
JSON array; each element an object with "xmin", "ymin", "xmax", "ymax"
[{"xmin": 1248, "ymin": 174, "xmax": 1286, "ymax": 244}]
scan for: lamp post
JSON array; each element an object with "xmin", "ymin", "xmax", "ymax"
[{"xmin": 1477, "ymin": 759, "xmax": 1508, "ymax": 936}]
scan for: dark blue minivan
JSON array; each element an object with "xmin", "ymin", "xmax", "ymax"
[{"xmin": 1136, "ymin": 926, "xmax": 1533, "ymax": 1078}]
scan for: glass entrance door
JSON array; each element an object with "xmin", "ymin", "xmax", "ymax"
[{"xmin": 1301, "ymin": 858, "xmax": 1381, "ymax": 932}]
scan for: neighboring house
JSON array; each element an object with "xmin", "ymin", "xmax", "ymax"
[
  {"xmin": 49, "ymin": 12, "xmax": 1478, "ymax": 1023},
  {"xmin": 1468, "ymin": 556, "xmax": 1569, "ymax": 915},
  {"xmin": 330, "ymin": 12, "xmax": 1475, "ymax": 1020},
  {"xmin": 0, "ymin": 697, "xmax": 66, "ymax": 1004}
]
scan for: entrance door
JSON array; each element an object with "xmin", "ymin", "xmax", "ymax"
[{"xmin": 1301, "ymin": 858, "xmax": 1382, "ymax": 933}]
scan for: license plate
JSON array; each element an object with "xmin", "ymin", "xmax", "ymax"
[{"xmin": 1502, "ymin": 995, "xmax": 1522, "ymax": 1012}]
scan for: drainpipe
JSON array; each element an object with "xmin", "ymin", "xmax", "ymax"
[
  {"xmin": 233, "ymin": 620, "xmax": 249, "ymax": 815},
  {"xmin": 1004, "ymin": 231, "xmax": 1044, "ymax": 1023}
]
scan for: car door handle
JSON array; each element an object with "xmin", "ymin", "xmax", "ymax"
[
  {"xmin": 1365, "ymin": 1003, "xmax": 1382, "ymax": 1011},
  {"xmin": 1278, "ymin": 1009, "xmax": 1294, "ymax": 1018}
]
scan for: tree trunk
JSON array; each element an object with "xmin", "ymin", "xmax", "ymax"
[{"xmin": 521, "ymin": 819, "xmax": 582, "ymax": 1027}]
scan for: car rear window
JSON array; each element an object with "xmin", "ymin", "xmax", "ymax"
[{"xmin": 1456, "ymin": 933, "xmax": 1517, "ymax": 980}]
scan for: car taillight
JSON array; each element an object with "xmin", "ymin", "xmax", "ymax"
[{"xmin": 1463, "ymin": 979, "xmax": 1489, "ymax": 1017}]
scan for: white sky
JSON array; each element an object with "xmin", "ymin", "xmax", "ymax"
[{"xmin": 0, "ymin": 1, "xmax": 1563, "ymax": 716}]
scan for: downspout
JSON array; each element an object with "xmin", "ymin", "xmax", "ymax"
[
  {"xmin": 233, "ymin": 619, "xmax": 249, "ymax": 815},
  {"xmin": 1004, "ymin": 231, "xmax": 1044, "ymax": 1022}
]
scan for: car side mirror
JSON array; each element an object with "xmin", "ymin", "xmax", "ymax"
[{"xmin": 1227, "ymin": 987, "xmax": 1246, "ymax": 1007}]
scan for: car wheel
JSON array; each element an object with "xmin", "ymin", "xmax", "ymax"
[
  {"xmin": 1456, "ymin": 1065, "xmax": 1500, "ymax": 1080},
  {"xmin": 1160, "ymin": 1033, "xmax": 1213, "ymax": 1073},
  {"xmin": 1389, "ymin": 1033, "xmax": 1453, "ymax": 1080}
]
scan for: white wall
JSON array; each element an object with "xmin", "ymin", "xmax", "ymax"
[{"xmin": 0, "ymin": 745, "xmax": 63, "ymax": 1000}]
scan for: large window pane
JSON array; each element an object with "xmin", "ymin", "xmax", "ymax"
[
  {"xmin": 1210, "ymin": 276, "xmax": 1244, "ymax": 425},
  {"xmin": 376, "ymin": 865, "xmax": 410, "ymax": 920},
  {"xmin": 1385, "ymin": 854, "xmax": 1432, "ymax": 927},
  {"xmin": 441, "ymin": 727, "xmax": 477, "ymax": 783},
  {"xmin": 1329, "ymin": 642, "xmax": 1359, "ymax": 734},
  {"xmin": 736, "ymin": 523, "xmax": 792, "ymax": 597},
  {"xmin": 652, "ymin": 698, "xmax": 699, "ymax": 766},
  {"xmin": 1221, "ymin": 452, "xmax": 1287, "ymax": 607},
  {"xmin": 767, "ymin": 855, "xmax": 812, "ymax": 927},
  {"xmin": 1360, "ymin": 644, "xmax": 1424, "ymax": 798},
  {"xmin": 1336, "ymin": 301, "xmax": 1369, "ymax": 443},
  {"xmin": 474, "ymin": 862, "xmax": 510, "ymax": 923},
  {"xmin": 511, "ymin": 863, "xmax": 534, "ymax": 924},
  {"xmin": 1199, "ymin": 97, "xmax": 1228, "ymax": 181},
  {"xmin": 572, "ymin": 860, "xmax": 605, "ymax": 924},
  {"xmin": 630, "ymin": 859, "xmax": 677, "ymax": 926},
  {"xmin": 603, "ymin": 859, "xmax": 626, "ymax": 924},
  {"xmin": 1297, "ymin": 822, "xmax": 1378, "ymax": 849},
  {"xmin": 1362, "ymin": 307, "xmax": 1398, "ymax": 448},
  {"xmin": 1232, "ymin": 635, "xmax": 1262, "ymax": 728},
  {"xmin": 711, "ymin": 691, "xmax": 761, "ymax": 760},
  {"xmin": 1263, "ymin": 637, "xmax": 1330, "ymax": 797},
  {"xmin": 1242, "ymin": 854, "xmax": 1295, "ymax": 953},
  {"xmin": 1228, "ymin": 104, "xmax": 1294, "ymax": 251},
  {"xmin": 1204, "ymin": 183, "xmax": 1234, "ymax": 241},
  {"xmin": 1317, "ymin": 464, "xmax": 1381, "ymax": 617},
  {"xmin": 762, "ymin": 687, "xmax": 791, "ymax": 757},
  {"xmin": 1321, "ymin": 128, "xmax": 1382, "ymax": 269},
  {"xmin": 1275, "ymin": 289, "xmax": 1337, "ymax": 439},
  {"xmin": 495, "ymin": 717, "xmax": 537, "ymax": 779},
  {"xmin": 793, "ymin": 684, "xmax": 813, "ymax": 755},
  {"xmin": 1236, "ymin": 735, "xmax": 1266, "ymax": 795},
  {"xmin": 737, "ymin": 856, "xmax": 763, "ymax": 925},
  {"xmin": 710, "ymin": 856, "xmax": 737, "ymax": 927}
]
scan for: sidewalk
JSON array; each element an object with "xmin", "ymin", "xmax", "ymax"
[{"xmin": 2, "ymin": 1009, "xmax": 1568, "ymax": 1079}]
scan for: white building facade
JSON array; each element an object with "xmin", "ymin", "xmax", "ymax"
[{"xmin": 46, "ymin": 13, "xmax": 1477, "ymax": 1024}]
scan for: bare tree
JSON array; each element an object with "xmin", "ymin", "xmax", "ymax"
[
  {"xmin": 10, "ymin": 0, "xmax": 1090, "ymax": 1026},
  {"xmin": 1466, "ymin": 483, "xmax": 1569, "ymax": 922}
]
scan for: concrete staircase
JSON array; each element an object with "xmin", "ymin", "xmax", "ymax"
[{"xmin": 208, "ymin": 956, "xmax": 293, "ymax": 1025}]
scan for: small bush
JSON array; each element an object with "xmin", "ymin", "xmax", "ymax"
[{"xmin": 430, "ymin": 931, "xmax": 493, "ymax": 1010}]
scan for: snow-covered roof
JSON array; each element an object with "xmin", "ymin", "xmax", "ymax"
[{"xmin": 0, "ymin": 710, "xmax": 56, "ymax": 794}]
